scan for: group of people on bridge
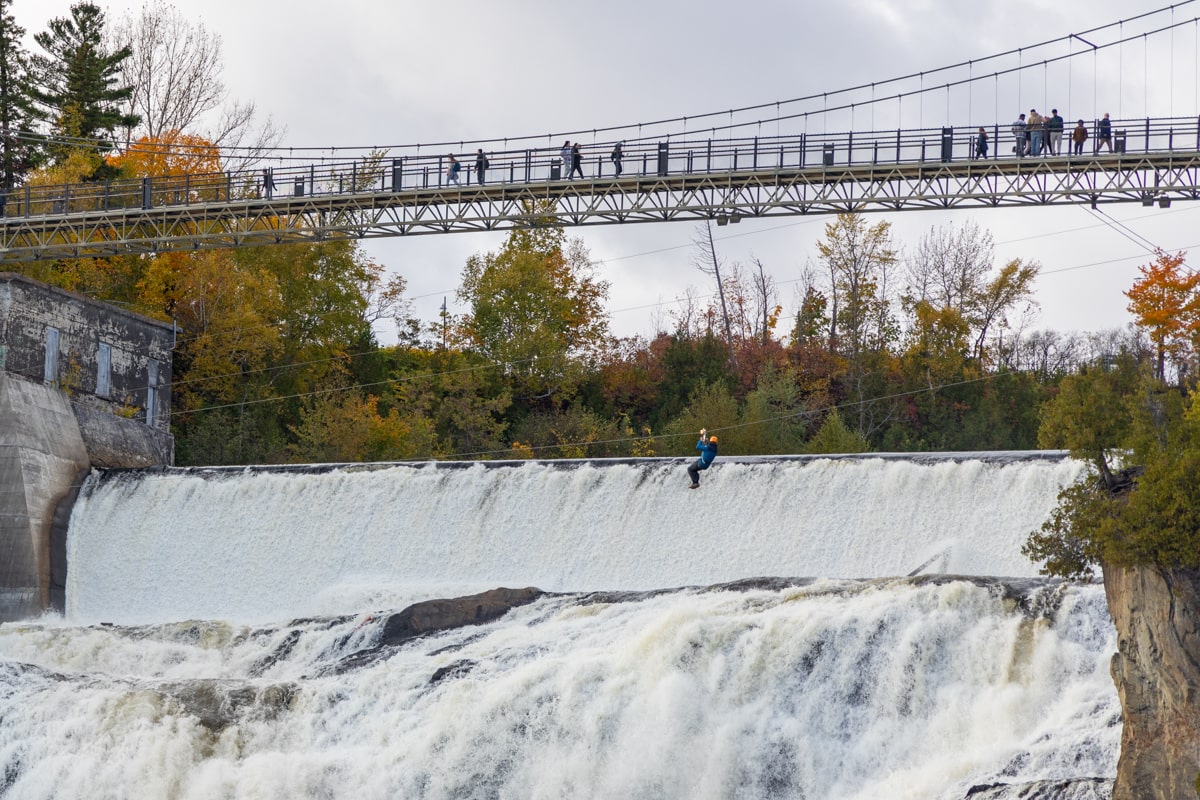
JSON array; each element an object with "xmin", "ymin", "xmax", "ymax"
[
  {"xmin": 971, "ymin": 110, "xmax": 1115, "ymax": 160},
  {"xmin": 440, "ymin": 140, "xmax": 629, "ymax": 187}
]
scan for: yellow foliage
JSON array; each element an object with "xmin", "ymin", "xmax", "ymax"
[
  {"xmin": 289, "ymin": 393, "xmax": 437, "ymax": 463},
  {"xmin": 151, "ymin": 249, "xmax": 284, "ymax": 410},
  {"xmin": 631, "ymin": 426, "xmax": 657, "ymax": 457},
  {"xmin": 27, "ymin": 148, "xmax": 102, "ymax": 187}
]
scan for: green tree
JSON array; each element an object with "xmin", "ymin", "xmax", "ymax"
[
  {"xmin": 817, "ymin": 213, "xmax": 900, "ymax": 438},
  {"xmin": 790, "ymin": 283, "xmax": 829, "ymax": 348},
  {"xmin": 32, "ymin": 2, "xmax": 139, "ymax": 164},
  {"xmin": 806, "ymin": 409, "xmax": 870, "ymax": 454},
  {"xmin": 395, "ymin": 347, "xmax": 511, "ymax": 459},
  {"xmin": 458, "ymin": 214, "xmax": 610, "ymax": 402},
  {"xmin": 0, "ymin": 0, "xmax": 44, "ymax": 188},
  {"xmin": 138, "ymin": 239, "xmax": 396, "ymax": 465},
  {"xmin": 1024, "ymin": 373, "xmax": 1200, "ymax": 579},
  {"xmin": 818, "ymin": 213, "xmax": 898, "ymax": 360},
  {"xmin": 654, "ymin": 333, "xmax": 732, "ymax": 430},
  {"xmin": 738, "ymin": 361, "xmax": 810, "ymax": 454},
  {"xmin": 237, "ymin": 241, "xmax": 384, "ymax": 399},
  {"xmin": 1036, "ymin": 356, "xmax": 1141, "ymax": 489},
  {"xmin": 662, "ymin": 381, "xmax": 739, "ymax": 455}
]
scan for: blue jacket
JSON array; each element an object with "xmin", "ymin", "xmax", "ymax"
[{"xmin": 696, "ymin": 438, "xmax": 718, "ymax": 467}]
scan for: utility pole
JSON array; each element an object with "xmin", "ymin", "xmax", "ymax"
[{"xmin": 440, "ymin": 297, "xmax": 447, "ymax": 349}]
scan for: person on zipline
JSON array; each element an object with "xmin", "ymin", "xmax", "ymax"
[{"xmin": 688, "ymin": 428, "xmax": 718, "ymax": 489}]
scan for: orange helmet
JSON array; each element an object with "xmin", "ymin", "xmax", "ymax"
[{"xmin": 709, "ymin": 435, "xmax": 718, "ymax": 443}]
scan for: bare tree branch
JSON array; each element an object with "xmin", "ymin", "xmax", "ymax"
[{"xmin": 112, "ymin": 2, "xmax": 284, "ymax": 170}]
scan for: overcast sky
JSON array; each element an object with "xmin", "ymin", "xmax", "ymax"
[{"xmin": 23, "ymin": 0, "xmax": 1200, "ymax": 342}]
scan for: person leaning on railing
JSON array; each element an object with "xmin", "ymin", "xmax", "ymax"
[{"xmin": 1011, "ymin": 113, "xmax": 1027, "ymax": 157}]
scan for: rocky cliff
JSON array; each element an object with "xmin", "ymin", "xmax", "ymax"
[{"xmin": 1105, "ymin": 564, "xmax": 1200, "ymax": 800}]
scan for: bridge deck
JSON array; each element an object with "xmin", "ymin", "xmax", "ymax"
[{"xmin": 4, "ymin": 115, "xmax": 1199, "ymax": 261}]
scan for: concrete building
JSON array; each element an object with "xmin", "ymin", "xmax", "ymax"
[{"xmin": 0, "ymin": 272, "xmax": 174, "ymax": 620}]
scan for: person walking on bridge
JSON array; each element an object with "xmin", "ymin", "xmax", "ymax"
[
  {"xmin": 560, "ymin": 140, "xmax": 572, "ymax": 177},
  {"xmin": 569, "ymin": 142, "xmax": 584, "ymax": 179},
  {"xmin": 973, "ymin": 127, "xmax": 988, "ymax": 160},
  {"xmin": 687, "ymin": 429, "xmax": 718, "ymax": 489},
  {"xmin": 611, "ymin": 141, "xmax": 624, "ymax": 176},
  {"xmin": 446, "ymin": 154, "xmax": 462, "ymax": 185}
]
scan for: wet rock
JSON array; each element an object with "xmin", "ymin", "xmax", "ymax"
[
  {"xmin": 1104, "ymin": 564, "xmax": 1200, "ymax": 800},
  {"xmin": 332, "ymin": 587, "xmax": 544, "ymax": 673},
  {"xmin": 377, "ymin": 587, "xmax": 544, "ymax": 647},
  {"xmin": 430, "ymin": 659, "xmax": 476, "ymax": 685},
  {"xmin": 247, "ymin": 629, "xmax": 302, "ymax": 677},
  {"xmin": 964, "ymin": 778, "xmax": 1111, "ymax": 798},
  {"xmin": 164, "ymin": 680, "xmax": 297, "ymax": 734}
]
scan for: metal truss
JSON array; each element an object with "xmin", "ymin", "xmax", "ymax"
[{"xmin": 2, "ymin": 152, "xmax": 1198, "ymax": 262}]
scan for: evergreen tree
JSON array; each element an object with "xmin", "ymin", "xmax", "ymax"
[
  {"xmin": 31, "ymin": 2, "xmax": 139, "ymax": 165},
  {"xmin": 0, "ymin": 0, "xmax": 44, "ymax": 188}
]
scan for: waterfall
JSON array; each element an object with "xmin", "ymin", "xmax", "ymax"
[
  {"xmin": 66, "ymin": 454, "xmax": 1083, "ymax": 624},
  {"xmin": 0, "ymin": 452, "xmax": 1119, "ymax": 798}
]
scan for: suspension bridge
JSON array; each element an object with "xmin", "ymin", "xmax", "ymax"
[{"xmin": 4, "ymin": 5, "xmax": 1200, "ymax": 263}]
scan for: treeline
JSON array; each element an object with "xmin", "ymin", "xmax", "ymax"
[{"xmin": 5, "ymin": 1, "xmax": 1164, "ymax": 467}]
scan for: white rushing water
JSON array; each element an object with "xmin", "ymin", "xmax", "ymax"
[
  {"xmin": 66, "ymin": 454, "xmax": 1084, "ymax": 623},
  {"xmin": 0, "ymin": 452, "xmax": 1120, "ymax": 798},
  {"xmin": 0, "ymin": 579, "xmax": 1117, "ymax": 800}
]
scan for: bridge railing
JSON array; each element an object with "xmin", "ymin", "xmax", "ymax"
[{"xmin": 5, "ymin": 114, "xmax": 1200, "ymax": 221}]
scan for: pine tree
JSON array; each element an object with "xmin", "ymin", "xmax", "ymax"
[
  {"xmin": 0, "ymin": 0, "xmax": 44, "ymax": 189},
  {"xmin": 30, "ymin": 2, "xmax": 139, "ymax": 167}
]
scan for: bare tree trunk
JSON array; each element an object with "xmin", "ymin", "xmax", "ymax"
[
  {"xmin": 693, "ymin": 221, "xmax": 738, "ymax": 368},
  {"xmin": 752, "ymin": 257, "xmax": 777, "ymax": 346}
]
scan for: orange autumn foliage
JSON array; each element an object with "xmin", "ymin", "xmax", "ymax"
[
  {"xmin": 1125, "ymin": 249, "xmax": 1200, "ymax": 380},
  {"xmin": 109, "ymin": 130, "xmax": 221, "ymax": 178}
]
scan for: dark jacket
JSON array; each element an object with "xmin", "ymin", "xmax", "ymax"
[{"xmin": 695, "ymin": 438, "xmax": 718, "ymax": 467}]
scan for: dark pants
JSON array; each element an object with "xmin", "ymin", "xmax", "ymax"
[{"xmin": 688, "ymin": 460, "xmax": 708, "ymax": 485}]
